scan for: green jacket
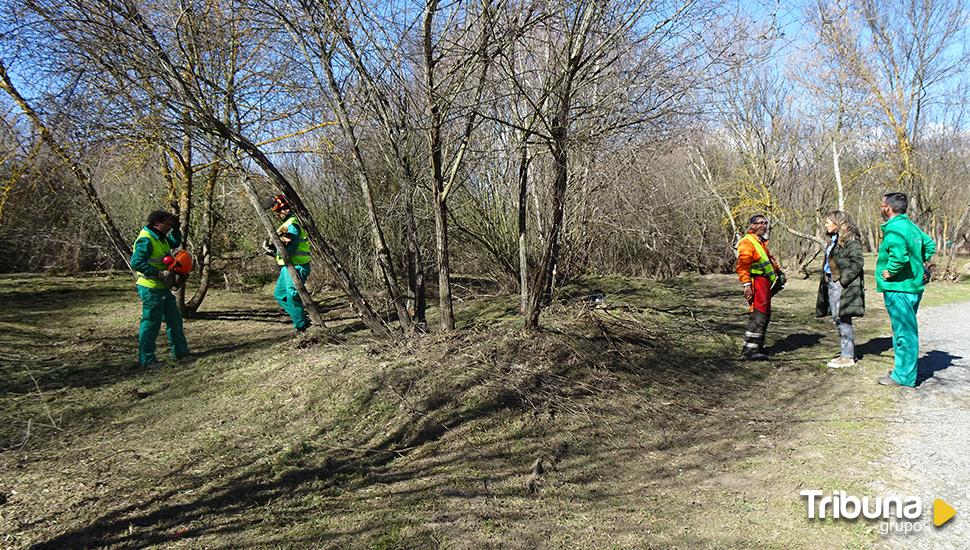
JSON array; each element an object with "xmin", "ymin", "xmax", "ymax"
[
  {"xmin": 131, "ymin": 226, "xmax": 182, "ymax": 279},
  {"xmin": 875, "ymin": 214, "xmax": 936, "ymax": 294},
  {"xmin": 816, "ymin": 238, "xmax": 866, "ymax": 318}
]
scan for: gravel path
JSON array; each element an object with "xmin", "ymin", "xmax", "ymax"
[{"xmin": 883, "ymin": 300, "xmax": 970, "ymax": 549}]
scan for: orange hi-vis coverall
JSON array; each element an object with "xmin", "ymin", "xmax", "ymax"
[{"xmin": 736, "ymin": 232, "xmax": 780, "ymax": 357}]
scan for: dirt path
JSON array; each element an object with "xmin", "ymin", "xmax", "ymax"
[{"xmin": 884, "ymin": 300, "xmax": 970, "ymax": 548}]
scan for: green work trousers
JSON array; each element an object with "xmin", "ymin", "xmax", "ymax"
[
  {"xmin": 884, "ymin": 290, "xmax": 922, "ymax": 387},
  {"xmin": 137, "ymin": 285, "xmax": 189, "ymax": 366},
  {"xmin": 274, "ymin": 264, "xmax": 311, "ymax": 331}
]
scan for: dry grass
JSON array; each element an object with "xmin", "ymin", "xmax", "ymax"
[{"xmin": 2, "ymin": 269, "xmax": 966, "ymax": 548}]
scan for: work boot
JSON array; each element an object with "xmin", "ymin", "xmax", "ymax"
[
  {"xmin": 877, "ymin": 375, "xmax": 903, "ymax": 387},
  {"xmin": 292, "ymin": 328, "xmax": 311, "ymax": 347},
  {"xmin": 827, "ymin": 356, "xmax": 856, "ymax": 369}
]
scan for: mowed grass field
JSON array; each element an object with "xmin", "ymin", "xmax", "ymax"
[{"xmin": 2, "ymin": 258, "xmax": 968, "ymax": 548}]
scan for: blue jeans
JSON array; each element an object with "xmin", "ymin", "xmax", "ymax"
[{"xmin": 827, "ymin": 280, "xmax": 855, "ymax": 359}]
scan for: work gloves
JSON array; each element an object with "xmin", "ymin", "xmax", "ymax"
[
  {"xmin": 262, "ymin": 238, "xmax": 277, "ymax": 256},
  {"xmin": 158, "ymin": 270, "xmax": 180, "ymax": 289}
]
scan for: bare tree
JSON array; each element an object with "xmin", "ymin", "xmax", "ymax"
[
  {"xmin": 261, "ymin": 0, "xmax": 421, "ymax": 335},
  {"xmin": 20, "ymin": 0, "xmax": 396, "ymax": 336},
  {"xmin": 811, "ymin": 0, "xmax": 970, "ymax": 220},
  {"xmin": 419, "ymin": 0, "xmax": 499, "ymax": 330},
  {"xmin": 0, "ymin": 58, "xmax": 132, "ymax": 269},
  {"xmin": 494, "ymin": 0, "xmax": 756, "ymax": 329}
]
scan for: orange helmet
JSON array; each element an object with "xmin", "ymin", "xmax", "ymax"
[{"xmin": 262, "ymin": 194, "xmax": 290, "ymax": 214}]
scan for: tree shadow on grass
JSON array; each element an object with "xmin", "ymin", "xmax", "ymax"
[
  {"xmin": 31, "ymin": 382, "xmax": 533, "ymax": 548},
  {"xmin": 26, "ymin": 279, "xmax": 860, "ymax": 549},
  {"xmin": 190, "ymin": 301, "xmax": 347, "ymax": 323},
  {"xmin": 0, "ymin": 330, "xmax": 287, "ymax": 395},
  {"xmin": 0, "ymin": 274, "xmax": 305, "ymax": 395},
  {"xmin": 189, "ymin": 309, "xmax": 287, "ymax": 323}
]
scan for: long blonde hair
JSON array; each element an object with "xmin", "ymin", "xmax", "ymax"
[{"xmin": 823, "ymin": 210, "xmax": 861, "ymax": 244}]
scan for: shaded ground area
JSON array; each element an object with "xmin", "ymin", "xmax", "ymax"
[{"xmin": 0, "ymin": 272, "xmax": 915, "ymax": 548}]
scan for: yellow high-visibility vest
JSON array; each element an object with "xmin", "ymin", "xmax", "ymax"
[
  {"xmin": 742, "ymin": 233, "xmax": 777, "ymax": 284},
  {"xmin": 133, "ymin": 229, "xmax": 171, "ymax": 289},
  {"xmin": 276, "ymin": 216, "xmax": 311, "ymax": 266}
]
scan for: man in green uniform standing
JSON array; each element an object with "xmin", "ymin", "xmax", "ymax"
[
  {"xmin": 876, "ymin": 192, "xmax": 936, "ymax": 387},
  {"xmin": 131, "ymin": 210, "xmax": 189, "ymax": 367},
  {"xmin": 261, "ymin": 195, "xmax": 312, "ymax": 332}
]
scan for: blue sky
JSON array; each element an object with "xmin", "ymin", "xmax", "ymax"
[{"xmin": 2, "ymin": 0, "xmax": 967, "ymax": 135}]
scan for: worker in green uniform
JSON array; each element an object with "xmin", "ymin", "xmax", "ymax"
[
  {"xmin": 261, "ymin": 195, "xmax": 312, "ymax": 332},
  {"xmin": 876, "ymin": 192, "xmax": 936, "ymax": 387},
  {"xmin": 131, "ymin": 210, "xmax": 190, "ymax": 367}
]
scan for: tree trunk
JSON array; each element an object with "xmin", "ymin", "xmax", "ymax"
[
  {"xmin": 434, "ymin": 195, "xmax": 456, "ymax": 330},
  {"xmin": 236, "ymin": 162, "xmax": 326, "ymax": 332},
  {"xmin": 521, "ymin": 1, "xmax": 594, "ymax": 330},
  {"xmin": 423, "ymin": 0, "xmax": 455, "ymax": 331},
  {"xmin": 319, "ymin": 47, "xmax": 412, "ymax": 333},
  {"xmin": 525, "ymin": 139, "xmax": 567, "ymax": 331},
  {"xmin": 518, "ymin": 136, "xmax": 530, "ymax": 314},
  {"xmin": 175, "ymin": 127, "xmax": 192, "ymax": 311},
  {"xmin": 185, "ymin": 160, "xmax": 221, "ymax": 315},
  {"xmin": 943, "ymin": 205, "xmax": 970, "ymax": 278},
  {"xmin": 404, "ymin": 185, "xmax": 426, "ymax": 330},
  {"xmin": 300, "ymin": 7, "xmax": 428, "ymax": 332},
  {"xmin": 832, "ymin": 139, "xmax": 844, "ymax": 211},
  {"xmin": 161, "ymin": 148, "xmax": 178, "ymax": 212}
]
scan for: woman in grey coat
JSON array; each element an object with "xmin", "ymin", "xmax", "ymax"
[{"xmin": 816, "ymin": 211, "xmax": 866, "ymax": 368}]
